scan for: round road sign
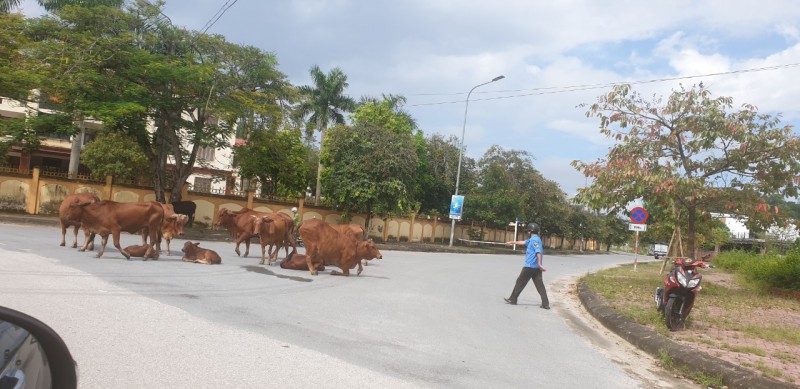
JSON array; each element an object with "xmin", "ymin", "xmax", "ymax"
[{"xmin": 630, "ymin": 207, "xmax": 648, "ymax": 224}]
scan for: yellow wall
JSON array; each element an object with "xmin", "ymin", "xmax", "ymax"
[{"xmin": 0, "ymin": 168, "xmax": 600, "ymax": 248}]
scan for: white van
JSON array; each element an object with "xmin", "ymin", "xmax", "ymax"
[{"xmin": 648, "ymin": 242, "xmax": 668, "ymax": 259}]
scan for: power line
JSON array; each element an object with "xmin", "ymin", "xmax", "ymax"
[
  {"xmin": 200, "ymin": 0, "xmax": 239, "ymax": 34},
  {"xmin": 407, "ymin": 62, "xmax": 800, "ymax": 107}
]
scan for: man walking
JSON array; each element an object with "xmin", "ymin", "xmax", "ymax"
[{"xmin": 504, "ymin": 223, "xmax": 550, "ymax": 309}]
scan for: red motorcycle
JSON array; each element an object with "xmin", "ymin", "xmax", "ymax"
[{"xmin": 654, "ymin": 257, "xmax": 709, "ymax": 331}]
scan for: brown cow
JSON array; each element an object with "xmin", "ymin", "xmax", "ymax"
[
  {"xmin": 140, "ymin": 203, "xmax": 188, "ymax": 256},
  {"xmin": 214, "ymin": 208, "xmax": 264, "ymax": 257},
  {"xmin": 251, "ymin": 213, "xmax": 297, "ymax": 265},
  {"xmin": 280, "ymin": 253, "xmax": 324, "ymax": 271},
  {"xmin": 159, "ymin": 214, "xmax": 189, "ymax": 256},
  {"xmin": 123, "ymin": 244, "xmax": 159, "ymax": 259},
  {"xmin": 298, "ymin": 219, "xmax": 383, "ymax": 276},
  {"xmin": 59, "ymin": 192, "xmax": 100, "ymax": 250},
  {"xmin": 181, "ymin": 241, "xmax": 222, "ymax": 265},
  {"xmin": 70, "ymin": 200, "xmax": 164, "ymax": 260},
  {"xmin": 331, "ymin": 223, "xmax": 374, "ymax": 266}
]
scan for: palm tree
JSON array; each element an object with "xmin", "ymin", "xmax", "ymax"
[
  {"xmin": 298, "ymin": 65, "xmax": 356, "ymax": 205},
  {"xmin": 1, "ymin": 0, "xmax": 124, "ymax": 13}
]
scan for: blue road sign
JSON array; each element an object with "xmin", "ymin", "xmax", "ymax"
[
  {"xmin": 630, "ymin": 207, "xmax": 649, "ymax": 224},
  {"xmin": 449, "ymin": 195, "xmax": 464, "ymax": 220}
]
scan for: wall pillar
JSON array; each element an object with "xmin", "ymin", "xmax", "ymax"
[
  {"xmin": 26, "ymin": 167, "xmax": 40, "ymax": 214},
  {"xmin": 103, "ymin": 175, "xmax": 113, "ymax": 200},
  {"xmin": 246, "ymin": 190, "xmax": 254, "ymax": 209}
]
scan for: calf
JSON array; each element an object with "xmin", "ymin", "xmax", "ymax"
[
  {"xmin": 181, "ymin": 241, "xmax": 222, "ymax": 265},
  {"xmin": 251, "ymin": 213, "xmax": 297, "ymax": 265},
  {"xmin": 70, "ymin": 200, "xmax": 164, "ymax": 259},
  {"xmin": 280, "ymin": 253, "xmax": 324, "ymax": 272},
  {"xmin": 123, "ymin": 244, "xmax": 159, "ymax": 259},
  {"xmin": 58, "ymin": 192, "xmax": 99, "ymax": 250},
  {"xmin": 298, "ymin": 219, "xmax": 383, "ymax": 276}
]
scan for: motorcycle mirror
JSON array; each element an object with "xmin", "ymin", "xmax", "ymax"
[{"xmin": 0, "ymin": 306, "xmax": 78, "ymax": 389}]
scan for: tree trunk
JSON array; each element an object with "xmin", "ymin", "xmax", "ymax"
[
  {"xmin": 315, "ymin": 124, "xmax": 325, "ymax": 206},
  {"xmin": 687, "ymin": 205, "xmax": 697, "ymax": 259}
]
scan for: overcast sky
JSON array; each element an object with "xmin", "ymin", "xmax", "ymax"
[{"xmin": 18, "ymin": 0, "xmax": 800, "ymax": 197}]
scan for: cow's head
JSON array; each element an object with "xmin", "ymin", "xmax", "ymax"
[
  {"xmin": 358, "ymin": 239, "xmax": 383, "ymax": 260},
  {"xmin": 166, "ymin": 214, "xmax": 189, "ymax": 236},
  {"xmin": 182, "ymin": 241, "xmax": 201, "ymax": 254},
  {"xmin": 250, "ymin": 215, "xmax": 275, "ymax": 231},
  {"xmin": 215, "ymin": 208, "xmax": 236, "ymax": 227}
]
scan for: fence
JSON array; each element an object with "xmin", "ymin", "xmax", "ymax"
[{"xmin": 0, "ymin": 167, "xmax": 600, "ymax": 250}]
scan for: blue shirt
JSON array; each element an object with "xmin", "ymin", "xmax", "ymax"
[{"xmin": 524, "ymin": 234, "xmax": 543, "ymax": 268}]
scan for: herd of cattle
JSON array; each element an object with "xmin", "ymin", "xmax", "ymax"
[{"xmin": 57, "ymin": 193, "xmax": 383, "ymax": 275}]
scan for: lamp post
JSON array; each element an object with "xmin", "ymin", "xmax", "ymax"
[{"xmin": 449, "ymin": 75, "xmax": 505, "ymax": 247}]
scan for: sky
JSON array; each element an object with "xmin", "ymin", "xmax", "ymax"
[{"xmin": 17, "ymin": 0, "xmax": 800, "ymax": 198}]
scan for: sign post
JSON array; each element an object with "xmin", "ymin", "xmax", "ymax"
[{"xmin": 629, "ymin": 207, "xmax": 649, "ymax": 271}]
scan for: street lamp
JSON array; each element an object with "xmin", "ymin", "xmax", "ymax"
[{"xmin": 449, "ymin": 75, "xmax": 505, "ymax": 247}]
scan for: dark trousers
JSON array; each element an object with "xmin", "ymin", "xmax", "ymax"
[{"xmin": 508, "ymin": 267, "xmax": 549, "ymax": 307}]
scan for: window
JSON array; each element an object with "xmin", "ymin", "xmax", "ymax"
[
  {"xmin": 197, "ymin": 146, "xmax": 215, "ymax": 161},
  {"xmin": 193, "ymin": 177, "xmax": 212, "ymax": 193}
]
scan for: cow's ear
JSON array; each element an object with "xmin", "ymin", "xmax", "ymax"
[
  {"xmin": 193, "ymin": 242, "xmax": 200, "ymax": 247},
  {"xmin": 166, "ymin": 215, "xmax": 178, "ymax": 221}
]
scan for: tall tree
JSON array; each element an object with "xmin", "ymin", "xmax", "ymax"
[
  {"xmin": 419, "ymin": 134, "xmax": 471, "ymax": 216},
  {"xmin": 320, "ymin": 99, "xmax": 418, "ymax": 227},
  {"xmin": 234, "ymin": 128, "xmax": 310, "ymax": 198},
  {"xmin": 0, "ymin": 0, "xmax": 123, "ymax": 13},
  {"xmin": 573, "ymin": 84, "xmax": 800, "ymax": 256},
  {"xmin": 298, "ymin": 65, "xmax": 356, "ymax": 205}
]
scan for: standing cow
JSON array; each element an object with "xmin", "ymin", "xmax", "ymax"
[
  {"xmin": 298, "ymin": 219, "xmax": 383, "ymax": 276},
  {"xmin": 214, "ymin": 208, "xmax": 262, "ymax": 257},
  {"xmin": 58, "ymin": 192, "xmax": 100, "ymax": 250},
  {"xmin": 170, "ymin": 201, "xmax": 196, "ymax": 227},
  {"xmin": 251, "ymin": 213, "xmax": 297, "ymax": 265},
  {"xmin": 140, "ymin": 203, "xmax": 189, "ymax": 256},
  {"xmin": 70, "ymin": 200, "xmax": 164, "ymax": 260}
]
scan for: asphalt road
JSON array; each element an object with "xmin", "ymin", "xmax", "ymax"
[{"xmin": 0, "ymin": 222, "xmax": 684, "ymax": 388}]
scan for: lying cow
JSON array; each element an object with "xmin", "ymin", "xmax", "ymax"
[
  {"xmin": 280, "ymin": 253, "xmax": 324, "ymax": 272},
  {"xmin": 123, "ymin": 244, "xmax": 159, "ymax": 259},
  {"xmin": 70, "ymin": 200, "xmax": 164, "ymax": 260},
  {"xmin": 331, "ymin": 223, "xmax": 372, "ymax": 266},
  {"xmin": 58, "ymin": 192, "xmax": 99, "ymax": 250},
  {"xmin": 251, "ymin": 213, "xmax": 297, "ymax": 265},
  {"xmin": 181, "ymin": 241, "xmax": 221, "ymax": 265},
  {"xmin": 298, "ymin": 219, "xmax": 383, "ymax": 276}
]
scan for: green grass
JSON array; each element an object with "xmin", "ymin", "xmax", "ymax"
[
  {"xmin": 581, "ymin": 259, "xmax": 800, "ymax": 386},
  {"xmin": 745, "ymin": 361, "xmax": 784, "ymax": 378},
  {"xmin": 721, "ymin": 343, "xmax": 766, "ymax": 356}
]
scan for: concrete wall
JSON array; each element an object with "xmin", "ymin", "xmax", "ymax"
[{"xmin": 0, "ymin": 168, "xmax": 600, "ymax": 249}]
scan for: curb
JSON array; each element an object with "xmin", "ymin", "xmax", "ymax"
[{"xmin": 577, "ymin": 282, "xmax": 797, "ymax": 389}]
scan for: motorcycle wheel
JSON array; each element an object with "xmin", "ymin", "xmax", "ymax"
[
  {"xmin": 664, "ymin": 296, "xmax": 686, "ymax": 331},
  {"xmin": 654, "ymin": 287, "xmax": 664, "ymax": 311}
]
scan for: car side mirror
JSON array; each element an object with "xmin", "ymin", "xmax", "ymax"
[{"xmin": 0, "ymin": 306, "xmax": 77, "ymax": 389}]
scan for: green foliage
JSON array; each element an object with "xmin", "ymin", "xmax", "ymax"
[
  {"xmin": 0, "ymin": 13, "xmax": 39, "ymax": 100},
  {"xmin": 713, "ymin": 250, "xmax": 800, "ymax": 291},
  {"xmin": 573, "ymin": 84, "xmax": 800, "ymax": 257},
  {"xmin": 321, "ymin": 121, "xmax": 418, "ymax": 219},
  {"xmin": 234, "ymin": 128, "xmax": 310, "ymax": 198},
  {"xmin": 81, "ymin": 132, "xmax": 149, "ymax": 180}
]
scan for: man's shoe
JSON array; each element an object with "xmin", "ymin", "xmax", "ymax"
[
  {"xmin": 540, "ymin": 305, "xmax": 550, "ymax": 310},
  {"xmin": 504, "ymin": 298, "xmax": 517, "ymax": 305}
]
